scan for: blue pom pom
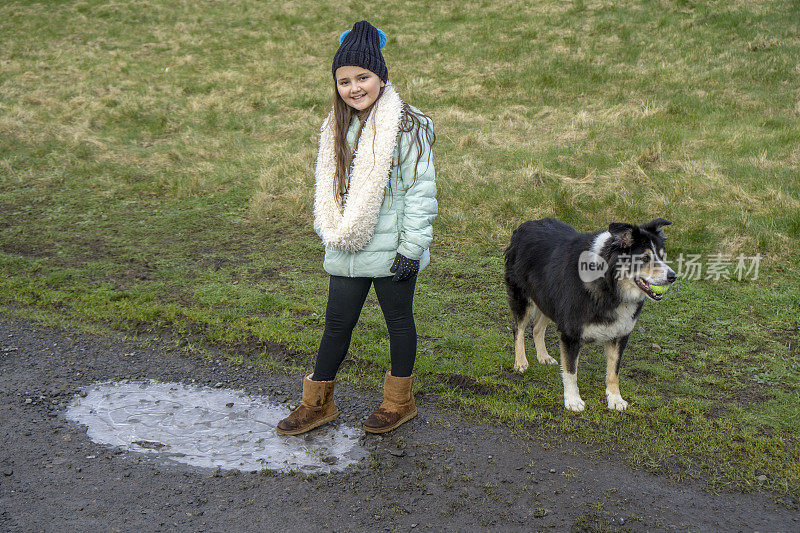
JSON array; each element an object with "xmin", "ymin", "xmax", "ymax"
[
  {"xmin": 338, "ymin": 30, "xmax": 350, "ymax": 44},
  {"xmin": 377, "ymin": 28, "xmax": 387, "ymax": 49}
]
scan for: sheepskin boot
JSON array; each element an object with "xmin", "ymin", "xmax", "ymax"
[
  {"xmin": 363, "ymin": 371, "xmax": 417, "ymax": 434},
  {"xmin": 276, "ymin": 374, "xmax": 338, "ymax": 436}
]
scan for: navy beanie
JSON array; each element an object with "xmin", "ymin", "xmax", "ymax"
[{"xmin": 332, "ymin": 21, "xmax": 388, "ymax": 82}]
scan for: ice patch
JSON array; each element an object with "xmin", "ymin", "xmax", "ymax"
[{"xmin": 65, "ymin": 380, "xmax": 366, "ymax": 473}]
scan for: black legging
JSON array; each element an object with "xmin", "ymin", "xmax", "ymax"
[{"xmin": 312, "ymin": 275, "xmax": 417, "ymax": 381}]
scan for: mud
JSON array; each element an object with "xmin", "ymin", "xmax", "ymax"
[{"xmin": 1, "ymin": 316, "xmax": 797, "ymax": 532}]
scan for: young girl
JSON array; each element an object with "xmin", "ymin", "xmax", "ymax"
[{"xmin": 277, "ymin": 20, "xmax": 437, "ymax": 436}]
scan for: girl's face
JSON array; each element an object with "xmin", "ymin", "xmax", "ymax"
[{"xmin": 335, "ymin": 66, "xmax": 385, "ymax": 111}]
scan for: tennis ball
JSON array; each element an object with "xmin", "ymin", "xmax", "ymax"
[{"xmin": 649, "ymin": 283, "xmax": 669, "ymax": 295}]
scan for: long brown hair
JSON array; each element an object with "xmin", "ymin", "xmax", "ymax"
[{"xmin": 331, "ymin": 83, "xmax": 435, "ymax": 208}]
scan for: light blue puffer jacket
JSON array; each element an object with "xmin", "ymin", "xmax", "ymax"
[{"xmin": 316, "ymin": 109, "xmax": 437, "ymax": 278}]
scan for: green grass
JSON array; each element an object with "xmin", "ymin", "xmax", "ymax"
[{"xmin": 1, "ymin": 0, "xmax": 799, "ymax": 497}]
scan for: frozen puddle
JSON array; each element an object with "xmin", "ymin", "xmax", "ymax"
[{"xmin": 65, "ymin": 380, "xmax": 367, "ymax": 473}]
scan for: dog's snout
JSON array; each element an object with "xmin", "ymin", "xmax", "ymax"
[{"xmin": 667, "ymin": 270, "xmax": 677, "ymax": 283}]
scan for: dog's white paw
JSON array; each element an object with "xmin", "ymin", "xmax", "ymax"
[
  {"xmin": 606, "ymin": 393, "xmax": 628, "ymax": 411},
  {"xmin": 537, "ymin": 353, "xmax": 557, "ymax": 365},
  {"xmin": 514, "ymin": 360, "xmax": 529, "ymax": 373},
  {"xmin": 564, "ymin": 395, "xmax": 585, "ymax": 412}
]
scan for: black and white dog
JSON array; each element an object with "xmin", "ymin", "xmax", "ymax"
[{"xmin": 504, "ymin": 218, "xmax": 676, "ymax": 411}]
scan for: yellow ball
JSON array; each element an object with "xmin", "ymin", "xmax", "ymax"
[{"xmin": 650, "ymin": 283, "xmax": 669, "ymax": 295}]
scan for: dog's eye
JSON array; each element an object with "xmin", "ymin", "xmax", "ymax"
[{"xmin": 641, "ymin": 255, "xmax": 650, "ymax": 263}]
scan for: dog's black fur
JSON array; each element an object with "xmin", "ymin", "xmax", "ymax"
[{"xmin": 504, "ymin": 217, "xmax": 675, "ymax": 411}]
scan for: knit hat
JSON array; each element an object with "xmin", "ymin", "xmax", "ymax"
[{"xmin": 332, "ymin": 21, "xmax": 388, "ymax": 82}]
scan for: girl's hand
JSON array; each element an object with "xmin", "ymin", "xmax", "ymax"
[{"xmin": 390, "ymin": 253, "xmax": 419, "ymax": 282}]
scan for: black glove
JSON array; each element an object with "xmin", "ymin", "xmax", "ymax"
[{"xmin": 389, "ymin": 253, "xmax": 419, "ymax": 282}]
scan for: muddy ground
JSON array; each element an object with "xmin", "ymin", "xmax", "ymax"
[{"xmin": 0, "ymin": 316, "xmax": 797, "ymax": 532}]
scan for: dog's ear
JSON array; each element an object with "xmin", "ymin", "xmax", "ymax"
[
  {"xmin": 608, "ymin": 222, "xmax": 634, "ymax": 248},
  {"xmin": 641, "ymin": 218, "xmax": 672, "ymax": 239}
]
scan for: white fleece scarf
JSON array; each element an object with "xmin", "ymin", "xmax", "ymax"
[{"xmin": 313, "ymin": 84, "xmax": 403, "ymax": 253}]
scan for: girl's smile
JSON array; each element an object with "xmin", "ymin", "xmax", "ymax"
[{"xmin": 335, "ymin": 66, "xmax": 385, "ymax": 111}]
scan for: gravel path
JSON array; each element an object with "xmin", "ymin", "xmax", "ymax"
[{"xmin": 1, "ymin": 316, "xmax": 796, "ymax": 532}]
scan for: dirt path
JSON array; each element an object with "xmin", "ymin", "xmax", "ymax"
[{"xmin": 0, "ymin": 316, "xmax": 796, "ymax": 532}]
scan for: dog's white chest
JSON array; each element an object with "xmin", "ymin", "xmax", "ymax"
[{"xmin": 581, "ymin": 302, "xmax": 640, "ymax": 343}]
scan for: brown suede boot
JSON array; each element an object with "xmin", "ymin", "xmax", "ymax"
[
  {"xmin": 363, "ymin": 371, "xmax": 417, "ymax": 434},
  {"xmin": 276, "ymin": 374, "xmax": 339, "ymax": 436}
]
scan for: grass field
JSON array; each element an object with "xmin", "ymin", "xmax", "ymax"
[{"xmin": 1, "ymin": 0, "xmax": 798, "ymax": 498}]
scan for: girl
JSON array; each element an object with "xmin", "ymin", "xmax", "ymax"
[{"xmin": 277, "ymin": 20, "xmax": 437, "ymax": 436}]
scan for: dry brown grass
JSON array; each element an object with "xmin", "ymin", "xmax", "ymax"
[{"xmin": 1, "ymin": 0, "xmax": 797, "ymax": 259}]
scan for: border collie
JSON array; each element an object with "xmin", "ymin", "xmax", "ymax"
[{"xmin": 504, "ymin": 218, "xmax": 676, "ymax": 411}]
